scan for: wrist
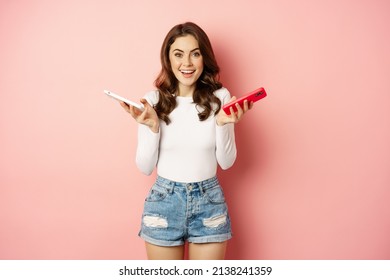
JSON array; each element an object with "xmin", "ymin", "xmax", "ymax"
[
  {"xmin": 216, "ymin": 119, "xmax": 225, "ymax": 126},
  {"xmin": 150, "ymin": 122, "xmax": 159, "ymax": 133}
]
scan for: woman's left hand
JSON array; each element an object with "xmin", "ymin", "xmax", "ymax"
[{"xmin": 216, "ymin": 96, "xmax": 254, "ymax": 126}]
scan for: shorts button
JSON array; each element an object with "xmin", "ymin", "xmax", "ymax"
[{"xmin": 187, "ymin": 184, "xmax": 193, "ymax": 191}]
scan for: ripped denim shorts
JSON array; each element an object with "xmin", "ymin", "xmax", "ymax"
[{"xmin": 139, "ymin": 175, "xmax": 232, "ymax": 246}]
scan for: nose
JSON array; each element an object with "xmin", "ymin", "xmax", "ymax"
[{"xmin": 183, "ymin": 54, "xmax": 193, "ymax": 66}]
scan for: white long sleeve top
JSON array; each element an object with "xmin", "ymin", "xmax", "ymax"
[{"xmin": 136, "ymin": 87, "xmax": 236, "ymax": 183}]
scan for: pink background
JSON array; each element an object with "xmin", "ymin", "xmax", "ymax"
[{"xmin": 1, "ymin": 0, "xmax": 389, "ymax": 260}]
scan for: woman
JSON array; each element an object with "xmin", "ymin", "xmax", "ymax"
[{"xmin": 121, "ymin": 22, "xmax": 253, "ymax": 259}]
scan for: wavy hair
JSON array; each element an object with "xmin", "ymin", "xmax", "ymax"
[{"xmin": 154, "ymin": 22, "xmax": 223, "ymax": 124}]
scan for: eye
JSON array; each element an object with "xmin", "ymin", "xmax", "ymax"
[
  {"xmin": 192, "ymin": 52, "xmax": 201, "ymax": 57},
  {"xmin": 174, "ymin": 52, "xmax": 183, "ymax": 58}
]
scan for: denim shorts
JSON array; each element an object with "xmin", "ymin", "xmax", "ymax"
[{"xmin": 139, "ymin": 176, "xmax": 232, "ymax": 246}]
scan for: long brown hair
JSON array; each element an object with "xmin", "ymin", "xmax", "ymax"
[{"xmin": 154, "ymin": 22, "xmax": 222, "ymax": 125}]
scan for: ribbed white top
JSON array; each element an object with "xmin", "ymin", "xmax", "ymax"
[{"xmin": 136, "ymin": 87, "xmax": 236, "ymax": 183}]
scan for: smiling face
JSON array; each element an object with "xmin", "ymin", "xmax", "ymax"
[{"xmin": 169, "ymin": 35, "xmax": 204, "ymax": 96}]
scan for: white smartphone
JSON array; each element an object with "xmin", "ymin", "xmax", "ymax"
[{"xmin": 104, "ymin": 90, "xmax": 144, "ymax": 111}]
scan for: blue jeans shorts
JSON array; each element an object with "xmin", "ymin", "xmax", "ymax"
[{"xmin": 139, "ymin": 176, "xmax": 232, "ymax": 246}]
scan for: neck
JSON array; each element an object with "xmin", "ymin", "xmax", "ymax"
[{"xmin": 177, "ymin": 84, "xmax": 195, "ymax": 97}]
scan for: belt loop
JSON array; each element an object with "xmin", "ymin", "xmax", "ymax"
[
  {"xmin": 198, "ymin": 181, "xmax": 205, "ymax": 194},
  {"xmin": 157, "ymin": 176, "xmax": 174, "ymax": 194},
  {"xmin": 168, "ymin": 181, "xmax": 175, "ymax": 194}
]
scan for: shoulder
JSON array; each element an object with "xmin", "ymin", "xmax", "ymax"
[
  {"xmin": 143, "ymin": 90, "xmax": 159, "ymax": 106},
  {"xmin": 214, "ymin": 87, "xmax": 231, "ymax": 105}
]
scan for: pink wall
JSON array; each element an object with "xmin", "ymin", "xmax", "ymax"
[{"xmin": 1, "ymin": 0, "xmax": 389, "ymax": 259}]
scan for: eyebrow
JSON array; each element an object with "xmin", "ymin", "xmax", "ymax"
[{"xmin": 172, "ymin": 48, "xmax": 200, "ymax": 53}]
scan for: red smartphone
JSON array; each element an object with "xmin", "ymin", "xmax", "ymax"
[{"xmin": 222, "ymin": 87, "xmax": 267, "ymax": 115}]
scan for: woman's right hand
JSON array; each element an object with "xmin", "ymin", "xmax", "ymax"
[{"xmin": 120, "ymin": 98, "xmax": 160, "ymax": 133}]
